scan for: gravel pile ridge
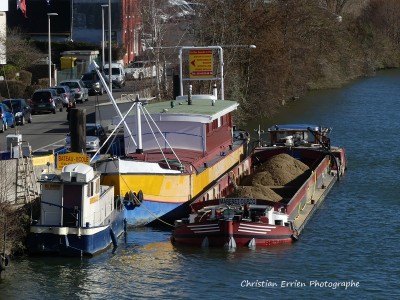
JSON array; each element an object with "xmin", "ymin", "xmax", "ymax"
[{"xmin": 233, "ymin": 153, "xmax": 310, "ymax": 202}]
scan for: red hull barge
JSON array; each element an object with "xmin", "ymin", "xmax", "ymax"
[{"xmin": 171, "ymin": 124, "xmax": 347, "ymax": 248}]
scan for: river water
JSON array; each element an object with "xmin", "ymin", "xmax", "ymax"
[{"xmin": 1, "ymin": 70, "xmax": 400, "ymax": 299}]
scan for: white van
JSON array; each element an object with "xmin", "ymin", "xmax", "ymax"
[{"xmin": 103, "ymin": 63, "xmax": 126, "ymax": 88}]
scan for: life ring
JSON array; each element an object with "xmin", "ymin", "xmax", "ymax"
[
  {"xmin": 137, "ymin": 190, "xmax": 144, "ymax": 205},
  {"xmin": 128, "ymin": 190, "xmax": 143, "ymax": 207}
]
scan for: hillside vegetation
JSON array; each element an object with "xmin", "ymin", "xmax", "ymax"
[{"xmin": 189, "ymin": 0, "xmax": 400, "ymax": 123}]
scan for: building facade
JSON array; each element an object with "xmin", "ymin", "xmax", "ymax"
[{"xmin": 7, "ymin": 0, "xmax": 142, "ymax": 65}]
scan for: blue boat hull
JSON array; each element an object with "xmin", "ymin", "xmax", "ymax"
[
  {"xmin": 124, "ymin": 199, "xmax": 189, "ymax": 227},
  {"xmin": 27, "ymin": 211, "xmax": 125, "ymax": 256}
]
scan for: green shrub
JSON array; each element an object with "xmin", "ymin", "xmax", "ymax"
[
  {"xmin": 0, "ymin": 65, "xmax": 17, "ymax": 80},
  {"xmin": 24, "ymin": 84, "xmax": 45, "ymax": 99},
  {"xmin": 37, "ymin": 78, "xmax": 50, "ymax": 86},
  {"xmin": 0, "ymin": 80, "xmax": 27, "ymax": 99},
  {"xmin": 18, "ymin": 70, "xmax": 32, "ymax": 86}
]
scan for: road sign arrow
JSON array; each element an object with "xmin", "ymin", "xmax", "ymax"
[{"xmin": 191, "ymin": 59, "xmax": 196, "ymax": 66}]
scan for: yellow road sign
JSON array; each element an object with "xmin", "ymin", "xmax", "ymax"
[
  {"xmin": 57, "ymin": 152, "xmax": 90, "ymax": 169},
  {"xmin": 189, "ymin": 49, "xmax": 213, "ymax": 79}
]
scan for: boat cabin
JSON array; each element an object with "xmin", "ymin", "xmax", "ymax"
[
  {"xmin": 267, "ymin": 124, "xmax": 331, "ymax": 148},
  {"xmin": 180, "ymin": 198, "xmax": 289, "ymax": 226},
  {"xmin": 111, "ymin": 95, "xmax": 241, "ymax": 170},
  {"xmin": 38, "ymin": 163, "xmax": 116, "ymax": 228}
]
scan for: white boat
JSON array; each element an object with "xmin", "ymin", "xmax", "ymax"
[{"xmin": 26, "ymin": 163, "xmax": 125, "ymax": 256}]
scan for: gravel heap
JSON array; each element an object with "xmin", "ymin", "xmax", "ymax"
[{"xmin": 233, "ymin": 153, "xmax": 310, "ymax": 202}]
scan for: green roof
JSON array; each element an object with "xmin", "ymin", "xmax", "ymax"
[{"xmin": 140, "ymin": 98, "xmax": 239, "ymax": 117}]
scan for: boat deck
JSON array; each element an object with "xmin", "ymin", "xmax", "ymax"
[
  {"xmin": 125, "ymin": 139, "xmax": 246, "ymax": 173},
  {"xmin": 293, "ymin": 173, "xmax": 337, "ymax": 235}
]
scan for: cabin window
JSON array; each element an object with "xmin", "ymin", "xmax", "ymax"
[
  {"xmin": 96, "ymin": 179, "xmax": 100, "ymax": 194},
  {"xmin": 206, "ymin": 123, "xmax": 212, "ymax": 134},
  {"xmin": 87, "ymin": 181, "xmax": 97, "ymax": 197},
  {"xmin": 227, "ymin": 113, "xmax": 232, "ymax": 126}
]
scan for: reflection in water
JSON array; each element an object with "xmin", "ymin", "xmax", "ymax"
[{"xmin": 3, "ymin": 71, "xmax": 400, "ymax": 299}]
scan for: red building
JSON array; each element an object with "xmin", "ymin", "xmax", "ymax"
[{"xmin": 7, "ymin": 0, "xmax": 143, "ymax": 65}]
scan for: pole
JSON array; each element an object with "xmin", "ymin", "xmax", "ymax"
[
  {"xmin": 48, "ymin": 15, "xmax": 51, "ymax": 86},
  {"xmin": 108, "ymin": 0, "xmax": 112, "ymax": 93},
  {"xmin": 47, "ymin": 13, "xmax": 58, "ymax": 87},
  {"xmin": 101, "ymin": 5, "xmax": 108, "ymax": 69},
  {"xmin": 70, "ymin": 0, "xmax": 74, "ymax": 41}
]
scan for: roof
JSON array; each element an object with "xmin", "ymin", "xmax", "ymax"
[
  {"xmin": 268, "ymin": 124, "xmax": 320, "ymax": 132},
  {"xmin": 130, "ymin": 98, "xmax": 239, "ymax": 123}
]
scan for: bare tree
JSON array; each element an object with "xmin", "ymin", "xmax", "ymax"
[
  {"xmin": 323, "ymin": 0, "xmax": 350, "ymax": 14},
  {"xmin": 1, "ymin": 28, "xmax": 43, "ymax": 70}
]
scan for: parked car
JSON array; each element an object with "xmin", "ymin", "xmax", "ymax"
[
  {"xmin": 30, "ymin": 89, "xmax": 64, "ymax": 114},
  {"xmin": 0, "ymin": 103, "xmax": 16, "ymax": 133},
  {"xmin": 2, "ymin": 99, "xmax": 32, "ymax": 125},
  {"xmin": 103, "ymin": 63, "xmax": 126, "ymax": 88},
  {"xmin": 65, "ymin": 123, "xmax": 107, "ymax": 153},
  {"xmin": 59, "ymin": 79, "xmax": 89, "ymax": 103},
  {"xmin": 49, "ymin": 85, "xmax": 75, "ymax": 107},
  {"xmin": 81, "ymin": 71, "xmax": 105, "ymax": 95},
  {"xmin": 125, "ymin": 61, "xmax": 158, "ymax": 80}
]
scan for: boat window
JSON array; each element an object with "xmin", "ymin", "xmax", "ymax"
[
  {"xmin": 212, "ymin": 119, "xmax": 218, "ymax": 130},
  {"xmin": 87, "ymin": 181, "xmax": 95, "ymax": 197}
]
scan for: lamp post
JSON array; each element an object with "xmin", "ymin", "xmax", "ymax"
[
  {"xmin": 48, "ymin": 13, "xmax": 58, "ymax": 86},
  {"xmin": 70, "ymin": 0, "xmax": 74, "ymax": 42},
  {"xmin": 108, "ymin": 0, "xmax": 112, "ymax": 93},
  {"xmin": 101, "ymin": 4, "xmax": 109, "ymax": 69}
]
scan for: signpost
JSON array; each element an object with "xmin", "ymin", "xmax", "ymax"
[
  {"xmin": 189, "ymin": 49, "xmax": 213, "ymax": 79},
  {"xmin": 57, "ymin": 152, "xmax": 90, "ymax": 169}
]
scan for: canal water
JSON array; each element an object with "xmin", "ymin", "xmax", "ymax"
[{"xmin": 1, "ymin": 70, "xmax": 400, "ymax": 299}]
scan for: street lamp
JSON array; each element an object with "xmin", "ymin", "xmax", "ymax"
[
  {"xmin": 70, "ymin": 0, "xmax": 74, "ymax": 42},
  {"xmin": 101, "ymin": 4, "xmax": 109, "ymax": 69},
  {"xmin": 48, "ymin": 13, "xmax": 58, "ymax": 86},
  {"xmin": 108, "ymin": 0, "xmax": 112, "ymax": 93}
]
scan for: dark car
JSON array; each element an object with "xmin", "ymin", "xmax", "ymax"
[
  {"xmin": 49, "ymin": 85, "xmax": 76, "ymax": 107},
  {"xmin": 0, "ymin": 103, "xmax": 16, "ymax": 133},
  {"xmin": 2, "ymin": 99, "xmax": 32, "ymax": 125},
  {"xmin": 30, "ymin": 89, "xmax": 64, "ymax": 114},
  {"xmin": 81, "ymin": 72, "xmax": 105, "ymax": 96}
]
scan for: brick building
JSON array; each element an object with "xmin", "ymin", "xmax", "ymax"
[{"xmin": 7, "ymin": 0, "xmax": 142, "ymax": 64}]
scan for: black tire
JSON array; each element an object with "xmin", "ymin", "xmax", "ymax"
[
  {"xmin": 0, "ymin": 122, "xmax": 5, "ymax": 133},
  {"xmin": 52, "ymin": 109, "xmax": 56, "ymax": 114},
  {"xmin": 59, "ymin": 107, "xmax": 63, "ymax": 112},
  {"xmin": 11, "ymin": 120, "xmax": 15, "ymax": 128},
  {"xmin": 28, "ymin": 114, "xmax": 32, "ymax": 123}
]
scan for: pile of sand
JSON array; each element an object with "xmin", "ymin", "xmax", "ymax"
[
  {"xmin": 249, "ymin": 153, "xmax": 310, "ymax": 186},
  {"xmin": 233, "ymin": 184, "xmax": 282, "ymax": 202},
  {"xmin": 232, "ymin": 153, "xmax": 310, "ymax": 202}
]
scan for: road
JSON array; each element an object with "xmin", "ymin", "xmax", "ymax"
[
  {"xmin": 0, "ymin": 76, "xmax": 166, "ymax": 154},
  {"xmin": 0, "ymin": 84, "xmax": 140, "ymax": 154}
]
